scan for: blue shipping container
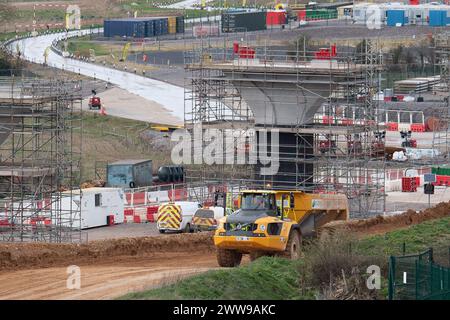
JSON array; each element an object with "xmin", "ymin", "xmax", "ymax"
[
  {"xmin": 429, "ymin": 10, "xmax": 446, "ymax": 27},
  {"xmin": 149, "ymin": 17, "xmax": 169, "ymax": 36},
  {"xmin": 104, "ymin": 17, "xmax": 171, "ymax": 38},
  {"xmin": 103, "ymin": 19, "xmax": 146, "ymax": 38},
  {"xmin": 387, "ymin": 10, "xmax": 405, "ymax": 26},
  {"xmin": 134, "ymin": 18, "xmax": 155, "ymax": 37}
]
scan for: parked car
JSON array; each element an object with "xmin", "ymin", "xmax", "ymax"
[{"xmin": 192, "ymin": 206, "xmax": 226, "ymax": 232}]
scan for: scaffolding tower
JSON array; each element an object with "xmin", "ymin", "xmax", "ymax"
[
  {"xmin": 0, "ymin": 77, "xmax": 83, "ymax": 242},
  {"xmin": 184, "ymin": 35, "xmax": 386, "ymax": 218},
  {"xmin": 432, "ymin": 30, "xmax": 450, "ymax": 164}
]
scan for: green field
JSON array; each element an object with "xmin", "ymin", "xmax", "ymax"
[
  {"xmin": 120, "ymin": 216, "xmax": 450, "ymax": 300},
  {"xmin": 67, "ymin": 41, "xmax": 112, "ymax": 57}
]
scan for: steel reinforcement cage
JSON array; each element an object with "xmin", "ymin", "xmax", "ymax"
[
  {"xmin": 0, "ymin": 76, "xmax": 83, "ymax": 242},
  {"xmin": 184, "ymin": 33, "xmax": 386, "ymax": 218}
]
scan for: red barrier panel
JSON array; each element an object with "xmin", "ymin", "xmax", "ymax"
[
  {"xmin": 146, "ymin": 206, "xmax": 159, "ymax": 214},
  {"xmin": 341, "ymin": 119, "xmax": 353, "ymax": 126},
  {"xmin": 433, "ymin": 175, "xmax": 450, "ymax": 186},
  {"xmin": 238, "ymin": 47, "xmax": 255, "ymax": 59},
  {"xmin": 387, "ymin": 122, "xmax": 399, "ymax": 131},
  {"xmin": 323, "ymin": 115, "xmax": 333, "ymax": 124},
  {"xmin": 132, "ymin": 192, "xmax": 146, "ymax": 205},
  {"xmin": 402, "ymin": 177, "xmax": 418, "ymax": 192},
  {"xmin": 147, "ymin": 213, "xmax": 155, "ymax": 223},
  {"xmin": 411, "ymin": 124, "xmax": 425, "ymax": 132},
  {"xmin": 168, "ymin": 188, "xmax": 188, "ymax": 201}
]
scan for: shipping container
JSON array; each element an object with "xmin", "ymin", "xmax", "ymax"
[
  {"xmin": 429, "ymin": 10, "xmax": 447, "ymax": 26},
  {"xmin": 305, "ymin": 8, "xmax": 337, "ymax": 21},
  {"xmin": 176, "ymin": 16, "xmax": 185, "ymax": 33},
  {"xmin": 298, "ymin": 9, "xmax": 307, "ymax": 21},
  {"xmin": 152, "ymin": 17, "xmax": 169, "ymax": 36},
  {"xmin": 103, "ymin": 19, "xmax": 147, "ymax": 38},
  {"xmin": 431, "ymin": 165, "xmax": 450, "ymax": 176},
  {"xmin": 387, "ymin": 10, "xmax": 406, "ymax": 26},
  {"xmin": 107, "ymin": 159, "xmax": 153, "ymax": 188},
  {"xmin": 168, "ymin": 16, "xmax": 177, "ymax": 34},
  {"xmin": 266, "ymin": 10, "xmax": 287, "ymax": 25},
  {"xmin": 222, "ymin": 11, "xmax": 267, "ymax": 33}
]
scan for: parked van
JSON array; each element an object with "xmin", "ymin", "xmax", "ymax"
[
  {"xmin": 192, "ymin": 206, "xmax": 228, "ymax": 232},
  {"xmin": 156, "ymin": 201, "xmax": 200, "ymax": 233}
]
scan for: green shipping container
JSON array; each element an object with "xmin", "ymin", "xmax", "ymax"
[
  {"xmin": 306, "ymin": 9, "xmax": 337, "ymax": 20},
  {"xmin": 431, "ymin": 166, "xmax": 450, "ymax": 176}
]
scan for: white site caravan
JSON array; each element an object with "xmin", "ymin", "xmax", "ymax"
[{"xmin": 59, "ymin": 187, "xmax": 125, "ymax": 229}]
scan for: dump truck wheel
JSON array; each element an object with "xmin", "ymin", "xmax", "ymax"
[
  {"xmin": 281, "ymin": 230, "xmax": 301, "ymax": 260},
  {"xmin": 159, "ymin": 229, "xmax": 166, "ymax": 234},
  {"xmin": 217, "ymin": 249, "xmax": 242, "ymax": 267}
]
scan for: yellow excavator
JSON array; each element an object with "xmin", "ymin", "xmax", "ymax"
[
  {"xmin": 213, "ymin": 189, "xmax": 349, "ymax": 267},
  {"xmin": 119, "ymin": 42, "xmax": 131, "ymax": 62}
]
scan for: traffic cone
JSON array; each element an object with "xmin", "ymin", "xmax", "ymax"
[{"xmin": 100, "ymin": 105, "xmax": 106, "ymax": 116}]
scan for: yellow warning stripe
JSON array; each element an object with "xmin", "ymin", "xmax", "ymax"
[
  {"xmin": 192, "ymin": 217, "xmax": 216, "ymax": 227},
  {"xmin": 157, "ymin": 204, "xmax": 182, "ymax": 228}
]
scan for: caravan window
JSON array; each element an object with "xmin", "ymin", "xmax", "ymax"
[{"xmin": 95, "ymin": 193, "xmax": 102, "ymax": 207}]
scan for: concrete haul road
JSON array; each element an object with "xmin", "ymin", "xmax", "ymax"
[
  {"xmin": 0, "ymin": 252, "xmax": 217, "ymax": 300},
  {"xmin": 8, "ymin": 30, "xmax": 184, "ymax": 126}
]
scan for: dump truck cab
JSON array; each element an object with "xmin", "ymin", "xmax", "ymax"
[{"xmin": 213, "ymin": 190, "xmax": 348, "ymax": 267}]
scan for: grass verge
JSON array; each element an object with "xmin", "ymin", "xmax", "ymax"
[{"xmin": 121, "ymin": 257, "xmax": 314, "ymax": 300}]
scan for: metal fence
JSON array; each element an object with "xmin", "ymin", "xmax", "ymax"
[{"xmin": 389, "ymin": 248, "xmax": 450, "ymax": 300}]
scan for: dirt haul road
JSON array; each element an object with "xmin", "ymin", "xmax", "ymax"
[
  {"xmin": 0, "ymin": 233, "xmax": 218, "ymax": 300},
  {"xmin": 0, "ymin": 253, "xmax": 216, "ymax": 300},
  {"xmin": 1, "ymin": 202, "xmax": 450, "ymax": 300}
]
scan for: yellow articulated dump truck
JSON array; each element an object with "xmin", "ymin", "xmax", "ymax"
[{"xmin": 213, "ymin": 190, "xmax": 349, "ymax": 267}]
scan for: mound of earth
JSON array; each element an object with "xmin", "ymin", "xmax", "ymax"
[{"xmin": 0, "ymin": 232, "xmax": 214, "ymax": 271}]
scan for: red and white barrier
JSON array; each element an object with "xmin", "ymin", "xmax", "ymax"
[{"xmin": 123, "ymin": 205, "xmax": 159, "ymax": 224}]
